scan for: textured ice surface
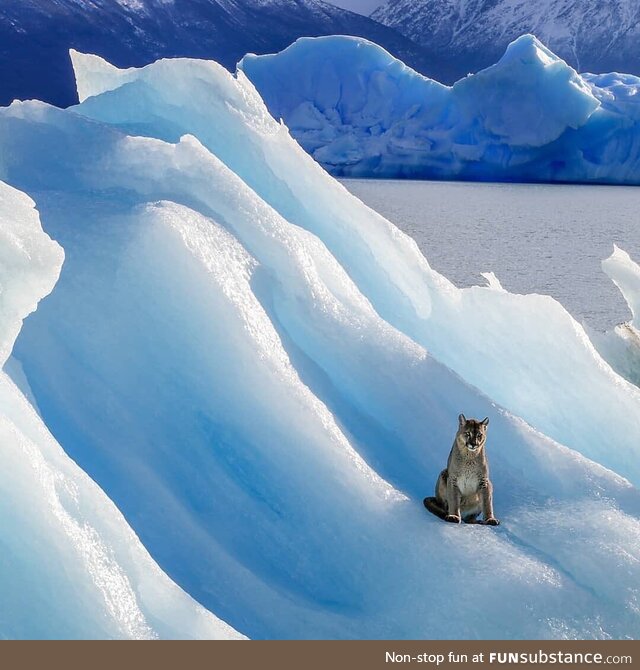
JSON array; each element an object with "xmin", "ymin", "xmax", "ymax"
[
  {"xmin": 240, "ymin": 34, "xmax": 640, "ymax": 184},
  {"xmin": 0, "ymin": 182, "xmax": 242, "ymax": 639},
  {"xmin": 0, "ymin": 52, "xmax": 638, "ymax": 639}
]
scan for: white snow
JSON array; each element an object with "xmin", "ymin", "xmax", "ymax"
[{"xmin": 0, "ymin": 49, "xmax": 638, "ymax": 639}]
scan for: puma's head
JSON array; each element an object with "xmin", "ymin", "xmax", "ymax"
[{"xmin": 456, "ymin": 414, "xmax": 489, "ymax": 454}]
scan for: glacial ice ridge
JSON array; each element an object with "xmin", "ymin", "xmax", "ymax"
[
  {"xmin": 0, "ymin": 48, "xmax": 638, "ymax": 639},
  {"xmin": 0, "ymin": 181, "xmax": 243, "ymax": 639}
]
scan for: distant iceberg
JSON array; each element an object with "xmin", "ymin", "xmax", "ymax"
[
  {"xmin": 240, "ymin": 34, "xmax": 640, "ymax": 184},
  {"xmin": 0, "ymin": 48, "xmax": 638, "ymax": 639}
]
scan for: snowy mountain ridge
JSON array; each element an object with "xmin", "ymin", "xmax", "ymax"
[
  {"xmin": 372, "ymin": 0, "xmax": 640, "ymax": 82},
  {"xmin": 0, "ymin": 0, "xmax": 439, "ymax": 107}
]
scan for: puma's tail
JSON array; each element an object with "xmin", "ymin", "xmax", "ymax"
[{"xmin": 423, "ymin": 496, "xmax": 448, "ymax": 520}]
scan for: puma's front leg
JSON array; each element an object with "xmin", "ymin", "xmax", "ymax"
[
  {"xmin": 445, "ymin": 478, "xmax": 461, "ymax": 523},
  {"xmin": 480, "ymin": 479, "xmax": 499, "ymax": 526}
]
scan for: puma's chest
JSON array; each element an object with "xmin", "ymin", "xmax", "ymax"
[{"xmin": 456, "ymin": 469, "xmax": 481, "ymax": 496}]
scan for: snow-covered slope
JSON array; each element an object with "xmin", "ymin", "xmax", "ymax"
[
  {"xmin": 0, "ymin": 0, "xmax": 437, "ymax": 108},
  {"xmin": 240, "ymin": 35, "xmax": 640, "ymax": 184},
  {"xmin": 0, "ymin": 181, "xmax": 243, "ymax": 639},
  {"xmin": 372, "ymin": 0, "xmax": 640, "ymax": 83},
  {"xmin": 0, "ymin": 50, "xmax": 638, "ymax": 638}
]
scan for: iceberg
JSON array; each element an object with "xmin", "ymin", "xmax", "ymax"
[
  {"xmin": 0, "ymin": 51, "xmax": 638, "ymax": 639},
  {"xmin": 591, "ymin": 247, "xmax": 640, "ymax": 388},
  {"xmin": 239, "ymin": 34, "xmax": 640, "ymax": 184},
  {"xmin": 0, "ymin": 182, "xmax": 242, "ymax": 639},
  {"xmin": 603, "ymin": 246, "xmax": 640, "ymax": 331},
  {"xmin": 68, "ymin": 48, "xmax": 640, "ymax": 486}
]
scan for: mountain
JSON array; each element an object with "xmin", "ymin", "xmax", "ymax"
[
  {"xmin": 0, "ymin": 0, "xmax": 439, "ymax": 107},
  {"xmin": 372, "ymin": 0, "xmax": 640, "ymax": 83}
]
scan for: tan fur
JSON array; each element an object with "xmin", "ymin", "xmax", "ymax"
[{"xmin": 429, "ymin": 414, "xmax": 499, "ymax": 525}]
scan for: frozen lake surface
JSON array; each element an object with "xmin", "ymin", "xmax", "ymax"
[{"xmin": 342, "ymin": 179, "xmax": 640, "ymax": 332}]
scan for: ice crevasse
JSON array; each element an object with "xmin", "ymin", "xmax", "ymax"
[
  {"xmin": 0, "ymin": 49, "xmax": 638, "ymax": 639},
  {"xmin": 240, "ymin": 34, "xmax": 640, "ymax": 184}
]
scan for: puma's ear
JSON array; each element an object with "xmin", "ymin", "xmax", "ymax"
[
  {"xmin": 481, "ymin": 417, "xmax": 489, "ymax": 427},
  {"xmin": 458, "ymin": 414, "xmax": 466, "ymax": 427}
]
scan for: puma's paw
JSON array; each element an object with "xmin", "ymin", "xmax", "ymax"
[
  {"xmin": 485, "ymin": 518, "xmax": 500, "ymax": 526},
  {"xmin": 445, "ymin": 514, "xmax": 461, "ymax": 524}
]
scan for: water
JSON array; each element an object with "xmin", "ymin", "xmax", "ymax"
[{"xmin": 342, "ymin": 179, "xmax": 640, "ymax": 332}]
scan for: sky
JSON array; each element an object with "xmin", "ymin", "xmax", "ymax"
[{"xmin": 327, "ymin": 0, "xmax": 384, "ymax": 15}]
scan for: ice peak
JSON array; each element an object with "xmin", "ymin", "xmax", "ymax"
[
  {"xmin": 498, "ymin": 34, "xmax": 561, "ymax": 69},
  {"xmin": 602, "ymin": 246, "xmax": 640, "ymax": 329},
  {"xmin": 609, "ymin": 243, "xmax": 629, "ymax": 261},
  {"xmin": 70, "ymin": 50, "xmax": 137, "ymax": 103},
  {"xmin": 241, "ymin": 34, "xmax": 410, "ymax": 74},
  {"xmin": 480, "ymin": 271, "xmax": 505, "ymax": 292},
  {"xmin": 452, "ymin": 33, "xmax": 600, "ymax": 146}
]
